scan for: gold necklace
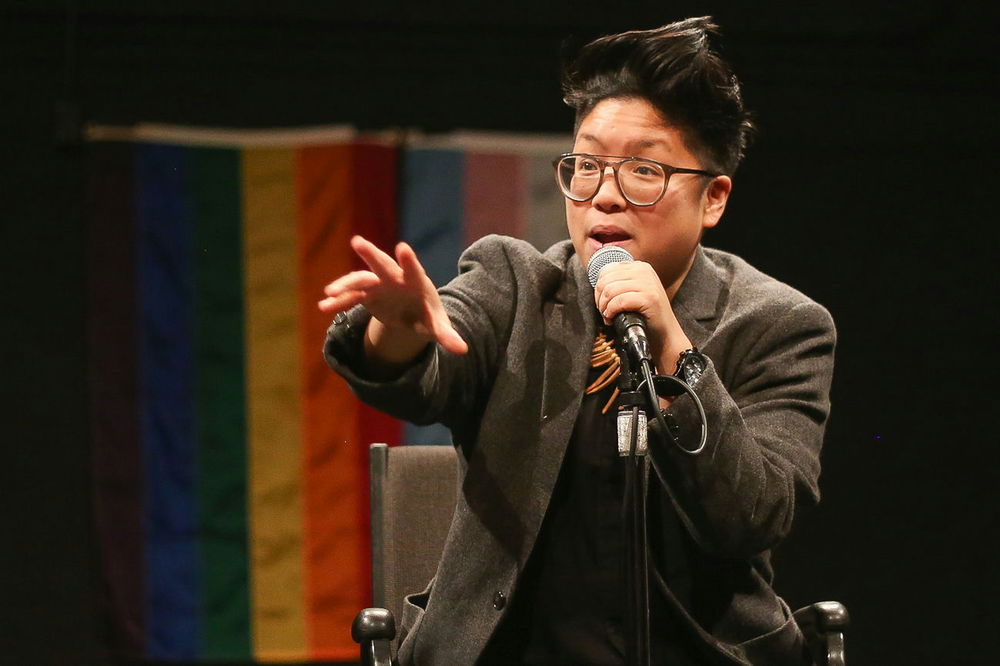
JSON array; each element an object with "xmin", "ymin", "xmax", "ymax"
[{"xmin": 586, "ymin": 331, "xmax": 620, "ymax": 414}]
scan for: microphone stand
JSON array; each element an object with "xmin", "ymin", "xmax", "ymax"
[{"xmin": 616, "ymin": 350, "xmax": 651, "ymax": 666}]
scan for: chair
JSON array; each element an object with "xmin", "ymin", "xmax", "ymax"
[
  {"xmin": 353, "ymin": 443, "xmax": 459, "ymax": 666},
  {"xmin": 352, "ymin": 443, "xmax": 849, "ymax": 666}
]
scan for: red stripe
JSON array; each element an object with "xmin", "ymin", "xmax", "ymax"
[
  {"xmin": 351, "ymin": 142, "xmax": 404, "ymax": 606},
  {"xmin": 351, "ymin": 141, "xmax": 404, "ymax": 447}
]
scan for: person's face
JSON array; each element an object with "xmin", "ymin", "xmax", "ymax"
[{"xmin": 565, "ymin": 97, "xmax": 732, "ymax": 296}]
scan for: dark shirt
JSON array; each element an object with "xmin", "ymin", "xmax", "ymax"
[
  {"xmin": 480, "ymin": 359, "xmax": 627, "ymax": 664},
  {"xmin": 480, "ymin": 339, "xmax": 714, "ymax": 665}
]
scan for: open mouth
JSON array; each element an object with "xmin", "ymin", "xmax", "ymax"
[{"xmin": 591, "ymin": 230, "xmax": 631, "ymax": 245}]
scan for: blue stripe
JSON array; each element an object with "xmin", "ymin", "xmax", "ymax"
[{"xmin": 135, "ymin": 143, "xmax": 200, "ymax": 659}]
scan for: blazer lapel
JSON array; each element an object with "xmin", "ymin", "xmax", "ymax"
[
  {"xmin": 530, "ymin": 254, "xmax": 595, "ymax": 534},
  {"xmin": 670, "ymin": 246, "xmax": 725, "ymax": 349}
]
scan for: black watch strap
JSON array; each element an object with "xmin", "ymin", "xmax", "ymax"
[{"xmin": 674, "ymin": 348, "xmax": 707, "ymax": 389}]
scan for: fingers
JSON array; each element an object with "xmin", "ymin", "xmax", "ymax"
[
  {"xmin": 598, "ymin": 291, "xmax": 651, "ymax": 321},
  {"xmin": 595, "ymin": 271, "xmax": 642, "ymax": 315},
  {"xmin": 594, "ymin": 261, "xmax": 643, "ymax": 292},
  {"xmin": 351, "ymin": 235, "xmax": 403, "ymax": 280},
  {"xmin": 317, "ymin": 236, "xmax": 407, "ymax": 315},
  {"xmin": 317, "ymin": 270, "xmax": 380, "ymax": 311},
  {"xmin": 322, "ymin": 270, "xmax": 380, "ymax": 297},
  {"xmin": 395, "ymin": 242, "xmax": 433, "ymax": 287},
  {"xmin": 428, "ymin": 313, "xmax": 469, "ymax": 355},
  {"xmin": 318, "ymin": 290, "xmax": 367, "ymax": 313},
  {"xmin": 397, "ymin": 242, "xmax": 469, "ymax": 355},
  {"xmin": 431, "ymin": 323, "xmax": 469, "ymax": 355},
  {"xmin": 321, "ymin": 236, "xmax": 468, "ymax": 355},
  {"xmin": 593, "ymin": 261, "xmax": 664, "ymax": 320}
]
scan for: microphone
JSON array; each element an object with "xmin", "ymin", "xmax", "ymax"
[
  {"xmin": 586, "ymin": 245, "xmax": 653, "ymax": 369},
  {"xmin": 587, "ymin": 246, "xmax": 708, "ymax": 459}
]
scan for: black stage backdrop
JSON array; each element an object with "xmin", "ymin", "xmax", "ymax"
[{"xmin": 2, "ymin": 3, "xmax": 996, "ymax": 664}]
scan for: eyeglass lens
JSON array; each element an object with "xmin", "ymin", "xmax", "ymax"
[{"xmin": 557, "ymin": 155, "xmax": 666, "ymax": 205}]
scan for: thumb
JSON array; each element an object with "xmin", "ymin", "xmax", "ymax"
[
  {"xmin": 431, "ymin": 313, "xmax": 468, "ymax": 355},
  {"xmin": 396, "ymin": 241, "xmax": 467, "ymax": 354}
]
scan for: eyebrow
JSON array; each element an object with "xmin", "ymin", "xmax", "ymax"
[
  {"xmin": 577, "ymin": 133, "xmax": 606, "ymax": 149},
  {"xmin": 630, "ymin": 139, "xmax": 665, "ymax": 151},
  {"xmin": 577, "ymin": 134, "xmax": 666, "ymax": 153}
]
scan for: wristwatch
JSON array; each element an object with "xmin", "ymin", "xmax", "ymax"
[
  {"xmin": 329, "ymin": 306, "xmax": 371, "ymax": 351},
  {"xmin": 674, "ymin": 348, "xmax": 707, "ymax": 388}
]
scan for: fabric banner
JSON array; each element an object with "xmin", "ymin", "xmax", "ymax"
[{"xmin": 86, "ymin": 125, "xmax": 570, "ymax": 661}]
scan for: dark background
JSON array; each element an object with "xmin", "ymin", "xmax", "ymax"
[{"xmin": 2, "ymin": 2, "xmax": 997, "ymax": 664}]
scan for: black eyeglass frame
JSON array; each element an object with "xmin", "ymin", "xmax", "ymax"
[{"xmin": 553, "ymin": 153, "xmax": 720, "ymax": 207}]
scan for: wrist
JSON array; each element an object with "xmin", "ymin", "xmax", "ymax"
[
  {"xmin": 656, "ymin": 330, "xmax": 693, "ymax": 376},
  {"xmin": 362, "ymin": 318, "xmax": 433, "ymax": 377}
]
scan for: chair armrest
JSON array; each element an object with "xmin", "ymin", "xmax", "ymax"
[
  {"xmin": 794, "ymin": 600, "xmax": 849, "ymax": 633},
  {"xmin": 352, "ymin": 608, "xmax": 396, "ymax": 666},
  {"xmin": 794, "ymin": 601, "xmax": 849, "ymax": 666}
]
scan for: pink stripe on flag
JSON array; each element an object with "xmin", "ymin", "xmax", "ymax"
[{"xmin": 463, "ymin": 153, "xmax": 526, "ymax": 245}]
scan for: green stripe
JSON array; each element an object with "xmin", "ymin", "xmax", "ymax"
[{"xmin": 192, "ymin": 147, "xmax": 252, "ymax": 659}]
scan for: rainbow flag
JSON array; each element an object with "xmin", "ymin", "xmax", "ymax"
[{"xmin": 86, "ymin": 125, "xmax": 570, "ymax": 662}]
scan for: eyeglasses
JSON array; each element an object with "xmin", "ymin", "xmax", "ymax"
[{"xmin": 553, "ymin": 153, "xmax": 719, "ymax": 207}]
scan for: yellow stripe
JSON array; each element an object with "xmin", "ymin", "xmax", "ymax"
[{"xmin": 242, "ymin": 148, "xmax": 308, "ymax": 660}]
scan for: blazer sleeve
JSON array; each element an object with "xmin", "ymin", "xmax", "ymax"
[
  {"xmin": 323, "ymin": 236, "xmax": 537, "ymax": 440},
  {"xmin": 649, "ymin": 299, "xmax": 837, "ymax": 560}
]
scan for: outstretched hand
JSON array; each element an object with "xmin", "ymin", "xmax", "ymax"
[{"xmin": 318, "ymin": 235, "xmax": 468, "ymax": 357}]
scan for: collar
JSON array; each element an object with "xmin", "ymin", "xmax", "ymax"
[{"xmin": 669, "ymin": 246, "xmax": 725, "ymax": 347}]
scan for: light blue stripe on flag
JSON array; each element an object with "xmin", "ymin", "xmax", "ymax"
[
  {"xmin": 398, "ymin": 148, "xmax": 464, "ymax": 446},
  {"xmin": 398, "ymin": 149, "xmax": 464, "ymax": 287}
]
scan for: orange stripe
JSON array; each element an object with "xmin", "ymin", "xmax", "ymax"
[{"xmin": 296, "ymin": 143, "xmax": 364, "ymax": 660}]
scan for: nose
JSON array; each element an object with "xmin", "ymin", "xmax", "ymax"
[{"xmin": 591, "ymin": 166, "xmax": 627, "ymax": 211}]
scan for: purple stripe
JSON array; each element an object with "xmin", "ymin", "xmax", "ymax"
[{"xmin": 87, "ymin": 142, "xmax": 145, "ymax": 657}]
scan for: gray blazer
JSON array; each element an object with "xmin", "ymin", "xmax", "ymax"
[{"xmin": 326, "ymin": 235, "xmax": 836, "ymax": 665}]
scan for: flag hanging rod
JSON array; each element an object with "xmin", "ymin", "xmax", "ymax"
[
  {"xmin": 83, "ymin": 123, "xmax": 358, "ymax": 147},
  {"xmin": 84, "ymin": 123, "xmax": 572, "ymax": 156},
  {"xmin": 405, "ymin": 129, "xmax": 572, "ymax": 156}
]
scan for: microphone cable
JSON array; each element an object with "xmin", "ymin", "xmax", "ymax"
[
  {"xmin": 638, "ymin": 359, "xmax": 708, "ymax": 456},
  {"xmin": 621, "ymin": 357, "xmax": 708, "ymax": 666}
]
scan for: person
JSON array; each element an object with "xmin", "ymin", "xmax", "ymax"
[{"xmin": 320, "ymin": 16, "xmax": 836, "ymax": 665}]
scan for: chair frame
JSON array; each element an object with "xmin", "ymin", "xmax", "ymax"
[{"xmin": 354, "ymin": 443, "xmax": 849, "ymax": 666}]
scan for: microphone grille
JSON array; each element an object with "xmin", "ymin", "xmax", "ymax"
[{"xmin": 587, "ymin": 245, "xmax": 634, "ymax": 287}]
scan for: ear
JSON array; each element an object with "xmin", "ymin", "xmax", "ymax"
[{"xmin": 701, "ymin": 175, "xmax": 732, "ymax": 229}]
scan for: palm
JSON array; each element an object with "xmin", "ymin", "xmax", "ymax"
[
  {"xmin": 318, "ymin": 235, "xmax": 467, "ymax": 355},
  {"xmin": 361, "ymin": 256, "xmax": 437, "ymax": 335}
]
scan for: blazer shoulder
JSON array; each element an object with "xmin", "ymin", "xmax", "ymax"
[
  {"xmin": 458, "ymin": 234, "xmax": 574, "ymax": 293},
  {"xmin": 463, "ymin": 234, "xmax": 571, "ymax": 266},
  {"xmin": 702, "ymin": 247, "xmax": 835, "ymax": 333}
]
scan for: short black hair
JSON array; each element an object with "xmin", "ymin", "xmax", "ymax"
[{"xmin": 562, "ymin": 17, "xmax": 754, "ymax": 176}]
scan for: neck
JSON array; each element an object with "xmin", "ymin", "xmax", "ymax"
[{"xmin": 663, "ymin": 246, "xmax": 700, "ymax": 300}]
